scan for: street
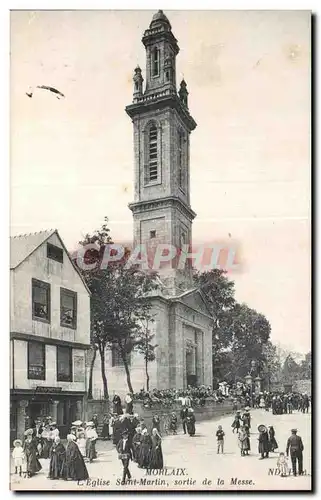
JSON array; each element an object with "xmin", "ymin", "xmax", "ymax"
[{"xmin": 11, "ymin": 409, "xmax": 312, "ymax": 491}]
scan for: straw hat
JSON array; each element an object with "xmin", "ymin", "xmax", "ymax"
[
  {"xmin": 24, "ymin": 428, "xmax": 33, "ymax": 436},
  {"xmin": 86, "ymin": 421, "xmax": 94, "ymax": 427},
  {"xmin": 13, "ymin": 439, "xmax": 22, "ymax": 447}
]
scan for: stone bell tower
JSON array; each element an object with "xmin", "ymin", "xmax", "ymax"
[{"xmin": 126, "ymin": 10, "xmax": 197, "ymax": 294}]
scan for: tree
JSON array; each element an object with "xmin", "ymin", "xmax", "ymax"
[
  {"xmin": 228, "ymin": 303, "xmax": 271, "ymax": 379},
  {"xmin": 87, "ymin": 346, "xmax": 98, "ymax": 399},
  {"xmin": 135, "ymin": 318, "xmax": 158, "ymax": 392},
  {"xmin": 75, "ymin": 218, "xmax": 160, "ymax": 395},
  {"xmin": 77, "ymin": 217, "xmax": 113, "ymax": 399},
  {"xmin": 299, "ymin": 351, "xmax": 311, "ymax": 380},
  {"xmin": 261, "ymin": 341, "xmax": 283, "ymax": 390}
]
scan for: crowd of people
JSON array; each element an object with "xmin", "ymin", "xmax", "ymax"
[
  {"xmin": 133, "ymin": 386, "xmax": 229, "ymax": 408},
  {"xmin": 11, "ymin": 388, "xmax": 310, "ymax": 484},
  {"xmin": 238, "ymin": 391, "xmax": 311, "ymax": 415},
  {"xmin": 11, "ymin": 416, "xmax": 99, "ymax": 481}
]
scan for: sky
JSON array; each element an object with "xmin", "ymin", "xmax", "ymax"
[{"xmin": 10, "ymin": 10, "xmax": 311, "ymax": 354}]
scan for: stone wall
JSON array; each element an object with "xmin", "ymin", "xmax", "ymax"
[{"xmin": 132, "ymin": 399, "xmax": 235, "ymax": 434}]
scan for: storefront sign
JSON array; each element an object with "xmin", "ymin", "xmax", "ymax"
[{"xmin": 35, "ymin": 387, "xmax": 62, "ymax": 393}]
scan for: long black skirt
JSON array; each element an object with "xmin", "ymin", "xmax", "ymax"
[{"xmin": 148, "ymin": 445, "xmax": 163, "ymax": 469}]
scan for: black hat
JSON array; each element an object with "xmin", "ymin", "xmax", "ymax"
[
  {"xmin": 122, "ymin": 430, "xmax": 129, "ymax": 436},
  {"xmin": 291, "ymin": 428, "xmax": 297, "ymax": 433}
]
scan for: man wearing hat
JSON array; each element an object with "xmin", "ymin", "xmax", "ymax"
[
  {"xmin": 116, "ymin": 430, "xmax": 133, "ymax": 484},
  {"xmin": 286, "ymin": 429, "xmax": 304, "ymax": 476}
]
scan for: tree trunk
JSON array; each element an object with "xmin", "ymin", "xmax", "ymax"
[
  {"xmin": 87, "ymin": 346, "xmax": 97, "ymax": 399},
  {"xmin": 145, "ymin": 356, "xmax": 150, "ymax": 392},
  {"xmin": 98, "ymin": 345, "xmax": 109, "ymax": 400},
  {"xmin": 121, "ymin": 348, "xmax": 134, "ymax": 394}
]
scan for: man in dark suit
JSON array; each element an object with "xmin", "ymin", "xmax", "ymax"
[
  {"xmin": 286, "ymin": 428, "xmax": 304, "ymax": 476},
  {"xmin": 116, "ymin": 430, "xmax": 133, "ymax": 484}
]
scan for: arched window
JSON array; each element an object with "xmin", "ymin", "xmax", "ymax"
[
  {"xmin": 148, "ymin": 125, "xmax": 158, "ymax": 182},
  {"xmin": 152, "ymin": 47, "xmax": 160, "ymax": 77}
]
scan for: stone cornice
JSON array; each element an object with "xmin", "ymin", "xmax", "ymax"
[
  {"xmin": 128, "ymin": 196, "xmax": 196, "ymax": 221},
  {"xmin": 125, "ymin": 94, "xmax": 196, "ymax": 132}
]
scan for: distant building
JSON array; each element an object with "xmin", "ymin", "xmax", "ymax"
[{"xmin": 10, "ymin": 230, "xmax": 91, "ymax": 441}]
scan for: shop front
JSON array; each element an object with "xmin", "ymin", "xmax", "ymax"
[{"xmin": 10, "ymin": 387, "xmax": 86, "ymax": 442}]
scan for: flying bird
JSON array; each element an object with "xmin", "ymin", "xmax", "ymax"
[{"xmin": 25, "ymin": 85, "xmax": 65, "ymax": 99}]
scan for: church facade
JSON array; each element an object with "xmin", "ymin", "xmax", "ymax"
[{"xmin": 91, "ymin": 11, "xmax": 213, "ymax": 397}]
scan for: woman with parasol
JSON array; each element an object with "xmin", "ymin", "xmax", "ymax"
[{"xmin": 258, "ymin": 425, "xmax": 270, "ymax": 459}]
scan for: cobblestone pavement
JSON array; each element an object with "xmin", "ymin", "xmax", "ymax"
[{"xmin": 11, "ymin": 409, "xmax": 311, "ymax": 491}]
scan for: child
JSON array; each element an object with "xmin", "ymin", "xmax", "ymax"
[
  {"xmin": 216, "ymin": 425, "xmax": 225, "ymax": 454},
  {"xmin": 77, "ymin": 432, "xmax": 87, "ymax": 459},
  {"xmin": 169, "ymin": 412, "xmax": 178, "ymax": 435},
  {"xmin": 12, "ymin": 439, "xmax": 25, "ymax": 477},
  {"xmin": 277, "ymin": 452, "xmax": 289, "ymax": 477},
  {"xmin": 231, "ymin": 411, "xmax": 241, "ymax": 434}
]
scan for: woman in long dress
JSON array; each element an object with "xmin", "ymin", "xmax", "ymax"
[
  {"xmin": 138, "ymin": 429, "xmax": 152, "ymax": 469},
  {"xmin": 85, "ymin": 423, "xmax": 98, "ymax": 462},
  {"xmin": 23, "ymin": 430, "xmax": 42, "ymax": 477},
  {"xmin": 132, "ymin": 427, "xmax": 142, "ymax": 463},
  {"xmin": 238, "ymin": 426, "xmax": 250, "ymax": 456},
  {"xmin": 148, "ymin": 428, "xmax": 163, "ymax": 469},
  {"xmin": 186, "ymin": 409, "xmax": 196, "ymax": 436},
  {"xmin": 268, "ymin": 426, "xmax": 278, "ymax": 452},
  {"xmin": 48, "ymin": 436, "xmax": 65, "ymax": 480},
  {"xmin": 41, "ymin": 425, "xmax": 52, "ymax": 459},
  {"xmin": 258, "ymin": 427, "xmax": 269, "ymax": 459},
  {"xmin": 101, "ymin": 414, "xmax": 110, "ymax": 440},
  {"xmin": 112, "ymin": 394, "xmax": 123, "ymax": 415},
  {"xmin": 64, "ymin": 434, "xmax": 89, "ymax": 481}
]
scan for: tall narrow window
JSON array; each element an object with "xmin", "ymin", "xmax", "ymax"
[
  {"xmin": 148, "ymin": 126, "xmax": 158, "ymax": 182},
  {"xmin": 60, "ymin": 288, "xmax": 77, "ymax": 329},
  {"xmin": 32, "ymin": 279, "xmax": 50, "ymax": 322},
  {"xmin": 152, "ymin": 48, "xmax": 160, "ymax": 77},
  {"xmin": 178, "ymin": 131, "xmax": 184, "ymax": 189}
]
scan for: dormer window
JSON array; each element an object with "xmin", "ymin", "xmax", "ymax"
[
  {"xmin": 152, "ymin": 47, "xmax": 160, "ymax": 77},
  {"xmin": 47, "ymin": 243, "xmax": 63, "ymax": 263}
]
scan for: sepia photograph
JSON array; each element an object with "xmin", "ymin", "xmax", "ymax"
[{"xmin": 9, "ymin": 8, "xmax": 311, "ymax": 492}]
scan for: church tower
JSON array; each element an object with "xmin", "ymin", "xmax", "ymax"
[{"xmin": 126, "ymin": 10, "xmax": 197, "ymax": 294}]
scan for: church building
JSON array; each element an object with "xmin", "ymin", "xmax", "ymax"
[{"xmin": 91, "ymin": 11, "xmax": 213, "ymax": 397}]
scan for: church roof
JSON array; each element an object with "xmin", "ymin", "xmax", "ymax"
[{"xmin": 150, "ymin": 10, "xmax": 171, "ymax": 29}]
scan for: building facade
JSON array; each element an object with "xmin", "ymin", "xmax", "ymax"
[
  {"xmin": 10, "ymin": 230, "xmax": 91, "ymax": 441},
  {"xmin": 91, "ymin": 11, "xmax": 213, "ymax": 398}
]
